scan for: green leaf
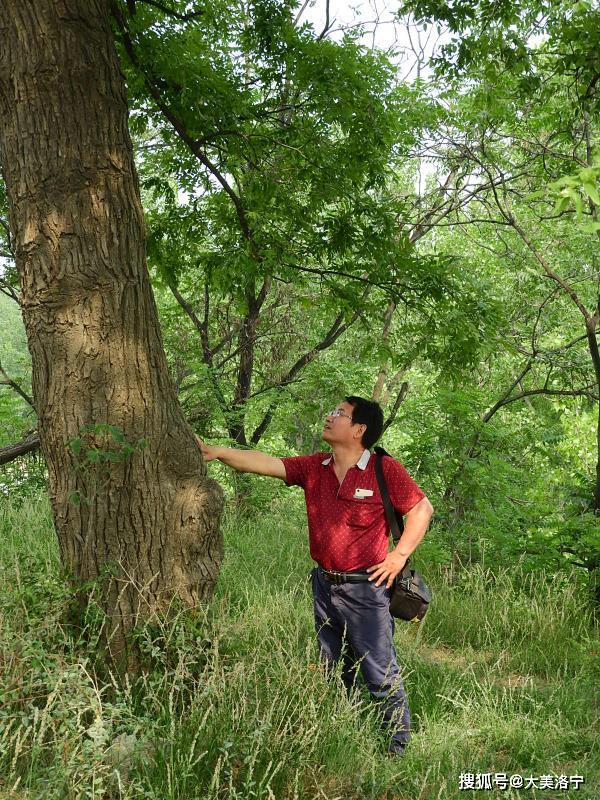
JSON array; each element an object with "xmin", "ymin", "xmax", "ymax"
[
  {"xmin": 582, "ymin": 181, "xmax": 600, "ymax": 206},
  {"xmin": 104, "ymin": 450, "xmax": 123, "ymax": 463},
  {"xmin": 581, "ymin": 221, "xmax": 600, "ymax": 233},
  {"xmin": 86, "ymin": 448, "xmax": 101, "ymax": 465},
  {"xmin": 525, "ymin": 189, "xmax": 545, "ymax": 201},
  {"xmin": 108, "ymin": 425, "xmax": 126, "ymax": 444},
  {"xmin": 553, "ymin": 196, "xmax": 570, "ymax": 216},
  {"xmin": 69, "ymin": 437, "xmax": 83, "ymax": 456}
]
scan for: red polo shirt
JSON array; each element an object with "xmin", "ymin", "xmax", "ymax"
[{"xmin": 281, "ymin": 449, "xmax": 425, "ymax": 572}]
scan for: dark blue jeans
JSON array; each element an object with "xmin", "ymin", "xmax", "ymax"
[{"xmin": 311, "ymin": 567, "xmax": 410, "ymax": 751}]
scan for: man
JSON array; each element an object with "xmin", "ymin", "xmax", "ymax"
[{"xmin": 197, "ymin": 395, "xmax": 433, "ymax": 755}]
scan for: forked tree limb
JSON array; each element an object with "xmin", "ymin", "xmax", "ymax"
[
  {"xmin": 0, "ymin": 360, "xmax": 34, "ymax": 408},
  {"xmin": 382, "ymin": 381, "xmax": 409, "ymax": 434}
]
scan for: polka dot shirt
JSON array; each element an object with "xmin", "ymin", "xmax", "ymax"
[{"xmin": 281, "ymin": 449, "xmax": 425, "ymax": 571}]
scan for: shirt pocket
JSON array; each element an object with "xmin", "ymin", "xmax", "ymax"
[{"xmin": 349, "ymin": 495, "xmax": 381, "ymax": 528}]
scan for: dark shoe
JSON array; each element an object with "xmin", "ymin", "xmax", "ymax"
[{"xmin": 387, "ymin": 743, "xmax": 407, "ymax": 757}]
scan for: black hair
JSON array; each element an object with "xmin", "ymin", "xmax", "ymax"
[{"xmin": 345, "ymin": 395, "xmax": 384, "ymax": 449}]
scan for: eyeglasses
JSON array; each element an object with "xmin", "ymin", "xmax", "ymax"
[{"xmin": 326, "ymin": 409, "xmax": 354, "ymax": 421}]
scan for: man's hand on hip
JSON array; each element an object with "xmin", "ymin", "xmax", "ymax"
[{"xmin": 367, "ymin": 552, "xmax": 408, "ymax": 589}]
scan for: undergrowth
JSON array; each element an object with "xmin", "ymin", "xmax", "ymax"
[{"xmin": 0, "ymin": 495, "xmax": 598, "ymax": 799}]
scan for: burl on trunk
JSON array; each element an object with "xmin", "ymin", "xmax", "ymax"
[{"xmin": 0, "ymin": 0, "xmax": 224, "ymax": 669}]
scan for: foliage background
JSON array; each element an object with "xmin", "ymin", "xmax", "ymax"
[{"xmin": 0, "ymin": 0, "xmax": 598, "ymax": 797}]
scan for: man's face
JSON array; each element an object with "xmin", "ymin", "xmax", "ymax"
[{"xmin": 322, "ymin": 401, "xmax": 365, "ymax": 447}]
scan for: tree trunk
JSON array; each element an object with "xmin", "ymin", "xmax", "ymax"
[
  {"xmin": 0, "ymin": 0, "xmax": 224, "ymax": 671},
  {"xmin": 586, "ymin": 316, "xmax": 600, "ymax": 515},
  {"xmin": 595, "ymin": 392, "xmax": 600, "ymax": 515}
]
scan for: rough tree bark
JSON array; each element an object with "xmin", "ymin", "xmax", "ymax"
[{"xmin": 0, "ymin": 0, "xmax": 224, "ymax": 670}]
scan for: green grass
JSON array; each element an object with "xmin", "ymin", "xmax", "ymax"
[{"xmin": 0, "ymin": 494, "xmax": 598, "ymax": 799}]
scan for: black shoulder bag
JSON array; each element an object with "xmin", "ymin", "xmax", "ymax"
[{"xmin": 374, "ymin": 447, "xmax": 432, "ymax": 621}]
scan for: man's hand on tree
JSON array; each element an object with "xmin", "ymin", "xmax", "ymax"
[
  {"xmin": 367, "ymin": 552, "xmax": 409, "ymax": 589},
  {"xmin": 193, "ymin": 440, "xmax": 285, "ymax": 478},
  {"xmin": 195, "ymin": 436, "xmax": 220, "ymax": 462}
]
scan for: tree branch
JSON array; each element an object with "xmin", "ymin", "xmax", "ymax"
[
  {"xmin": 293, "ymin": 0, "xmax": 311, "ymax": 26},
  {"xmin": 111, "ymin": 2, "xmax": 253, "ymax": 243},
  {"xmin": 284, "ymin": 262, "xmax": 407, "ymax": 300},
  {"xmin": 0, "ymin": 215, "xmax": 14, "ymax": 255},
  {"xmin": 482, "ymin": 362, "xmax": 534, "ymax": 423},
  {"xmin": 381, "ymin": 366, "xmax": 409, "ymax": 408},
  {"xmin": 515, "ymin": 333, "xmax": 592, "ymax": 360},
  {"xmin": 0, "ymin": 360, "xmax": 34, "ymax": 408},
  {"xmin": 493, "ymin": 384, "xmax": 598, "ymax": 409},
  {"xmin": 250, "ymin": 307, "xmax": 360, "ymax": 444},
  {"xmin": 372, "ymin": 300, "xmax": 396, "ymax": 402},
  {"xmin": 0, "ymin": 431, "xmax": 40, "ymax": 466},
  {"xmin": 510, "ymin": 218, "xmax": 592, "ymax": 322},
  {"xmin": 128, "ymin": 0, "xmax": 204, "ymax": 21},
  {"xmin": 0, "ymin": 282, "xmax": 20, "ymax": 303},
  {"xmin": 382, "ymin": 381, "xmax": 409, "ymax": 434},
  {"xmin": 169, "ymin": 283, "xmax": 213, "ymax": 365},
  {"xmin": 317, "ymin": 0, "xmax": 335, "ymax": 41}
]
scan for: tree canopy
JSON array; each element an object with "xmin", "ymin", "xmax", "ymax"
[{"xmin": 0, "ymin": 0, "xmax": 598, "ymax": 594}]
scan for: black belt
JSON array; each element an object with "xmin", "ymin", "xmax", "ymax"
[{"xmin": 319, "ymin": 567, "xmax": 371, "ymax": 585}]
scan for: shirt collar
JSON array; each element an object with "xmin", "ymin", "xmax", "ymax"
[{"xmin": 321, "ymin": 449, "xmax": 371, "ymax": 471}]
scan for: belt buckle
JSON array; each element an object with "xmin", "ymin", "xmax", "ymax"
[{"xmin": 328, "ymin": 570, "xmax": 343, "ymax": 585}]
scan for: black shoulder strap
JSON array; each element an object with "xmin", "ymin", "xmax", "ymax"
[
  {"xmin": 374, "ymin": 447, "xmax": 412, "ymax": 583},
  {"xmin": 373, "ymin": 446, "xmax": 404, "ymax": 543}
]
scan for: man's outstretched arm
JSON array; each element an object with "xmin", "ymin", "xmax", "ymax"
[{"xmin": 196, "ymin": 437, "xmax": 287, "ymax": 479}]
